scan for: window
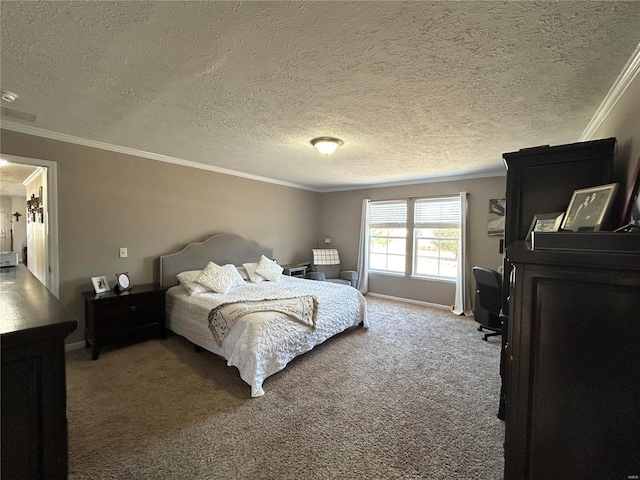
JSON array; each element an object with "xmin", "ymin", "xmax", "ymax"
[
  {"xmin": 413, "ymin": 197, "xmax": 460, "ymax": 279},
  {"xmin": 367, "ymin": 196, "xmax": 461, "ymax": 280},
  {"xmin": 368, "ymin": 201, "xmax": 407, "ymax": 273}
]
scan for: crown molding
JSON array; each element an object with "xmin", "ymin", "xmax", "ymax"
[
  {"xmin": 23, "ymin": 165, "xmax": 45, "ymax": 186},
  {"xmin": 0, "ymin": 121, "xmax": 319, "ymax": 192},
  {"xmin": 580, "ymin": 42, "xmax": 640, "ymax": 141},
  {"xmin": 2, "ymin": 120, "xmax": 506, "ymax": 193},
  {"xmin": 318, "ymin": 168, "xmax": 506, "ymax": 193}
]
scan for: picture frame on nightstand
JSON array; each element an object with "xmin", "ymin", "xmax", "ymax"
[{"xmin": 91, "ymin": 275, "xmax": 110, "ymax": 294}]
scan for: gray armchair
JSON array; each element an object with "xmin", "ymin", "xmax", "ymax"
[{"xmin": 307, "ymin": 249, "xmax": 357, "ymax": 288}]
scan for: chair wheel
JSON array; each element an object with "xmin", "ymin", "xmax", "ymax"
[
  {"xmin": 477, "ymin": 326, "xmax": 483, "ymax": 332},
  {"xmin": 482, "ymin": 336, "xmax": 488, "ymax": 341}
]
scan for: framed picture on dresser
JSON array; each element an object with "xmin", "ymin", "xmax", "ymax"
[
  {"xmin": 620, "ymin": 155, "xmax": 640, "ymax": 229},
  {"xmin": 525, "ymin": 212, "xmax": 564, "ymax": 242},
  {"xmin": 560, "ymin": 183, "xmax": 618, "ymax": 232}
]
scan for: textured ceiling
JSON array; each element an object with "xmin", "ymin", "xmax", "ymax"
[
  {"xmin": 0, "ymin": 162, "xmax": 38, "ymax": 196},
  {"xmin": 1, "ymin": 1, "xmax": 639, "ymax": 191}
]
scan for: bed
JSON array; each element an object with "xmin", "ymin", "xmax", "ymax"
[{"xmin": 159, "ymin": 233, "xmax": 368, "ymax": 397}]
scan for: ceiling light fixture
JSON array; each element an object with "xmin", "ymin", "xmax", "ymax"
[
  {"xmin": 310, "ymin": 137, "xmax": 343, "ymax": 155},
  {"xmin": 1, "ymin": 90, "xmax": 18, "ymax": 103}
]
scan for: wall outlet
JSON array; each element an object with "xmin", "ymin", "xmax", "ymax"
[
  {"xmin": 324, "ymin": 238, "xmax": 331, "ymax": 244},
  {"xmin": 119, "ymin": 247, "xmax": 127, "ymax": 258}
]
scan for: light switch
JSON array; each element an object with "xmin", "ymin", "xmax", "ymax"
[{"xmin": 119, "ymin": 247, "xmax": 127, "ymax": 258}]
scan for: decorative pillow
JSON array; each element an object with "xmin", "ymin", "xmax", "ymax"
[
  {"xmin": 196, "ymin": 262, "xmax": 245, "ymax": 294},
  {"xmin": 242, "ymin": 262, "xmax": 266, "ymax": 283},
  {"xmin": 254, "ymin": 255, "xmax": 284, "ymax": 282},
  {"xmin": 176, "ymin": 269, "xmax": 208, "ymax": 296},
  {"xmin": 236, "ymin": 266, "xmax": 250, "ymax": 281},
  {"xmin": 226, "ymin": 264, "xmax": 247, "ymax": 287}
]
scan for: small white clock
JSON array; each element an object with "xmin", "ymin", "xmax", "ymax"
[{"xmin": 115, "ymin": 272, "xmax": 132, "ymax": 292}]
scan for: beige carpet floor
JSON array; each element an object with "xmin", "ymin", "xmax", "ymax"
[{"xmin": 65, "ymin": 295, "xmax": 505, "ymax": 479}]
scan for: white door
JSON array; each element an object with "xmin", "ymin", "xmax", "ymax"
[
  {"xmin": 25, "ymin": 168, "xmax": 48, "ymax": 287},
  {"xmin": 0, "ymin": 200, "xmax": 11, "ymax": 252}
]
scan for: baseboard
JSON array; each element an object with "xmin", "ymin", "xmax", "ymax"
[
  {"xmin": 365, "ymin": 293, "xmax": 451, "ymax": 311},
  {"xmin": 65, "ymin": 341, "xmax": 86, "ymax": 351}
]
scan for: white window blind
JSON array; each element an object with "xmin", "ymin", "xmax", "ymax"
[
  {"xmin": 370, "ymin": 200, "xmax": 407, "ymax": 227},
  {"xmin": 414, "ymin": 197, "xmax": 460, "ymax": 228}
]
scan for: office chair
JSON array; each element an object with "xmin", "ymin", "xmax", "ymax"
[{"xmin": 472, "ymin": 266, "xmax": 503, "ymax": 341}]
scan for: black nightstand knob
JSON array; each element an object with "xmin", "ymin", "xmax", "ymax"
[{"xmin": 129, "ymin": 306, "xmax": 137, "ymax": 312}]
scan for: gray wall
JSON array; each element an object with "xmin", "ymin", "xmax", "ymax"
[
  {"xmin": 318, "ymin": 175, "xmax": 507, "ymax": 307},
  {"xmin": 0, "ymin": 130, "xmax": 321, "ymax": 344},
  {"xmin": 592, "ymin": 73, "xmax": 640, "ymax": 195}
]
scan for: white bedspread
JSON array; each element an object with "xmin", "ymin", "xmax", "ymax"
[{"xmin": 166, "ymin": 276, "xmax": 368, "ymax": 397}]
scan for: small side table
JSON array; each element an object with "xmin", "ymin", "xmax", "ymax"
[
  {"xmin": 283, "ymin": 264, "xmax": 308, "ymax": 278},
  {"xmin": 82, "ymin": 283, "xmax": 166, "ymax": 360}
]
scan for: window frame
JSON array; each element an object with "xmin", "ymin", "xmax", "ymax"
[
  {"xmin": 367, "ymin": 200, "xmax": 408, "ymax": 275},
  {"xmin": 366, "ymin": 196, "xmax": 461, "ymax": 281},
  {"xmin": 411, "ymin": 196, "xmax": 461, "ymax": 281}
]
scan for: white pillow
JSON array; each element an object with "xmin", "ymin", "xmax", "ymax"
[
  {"xmin": 196, "ymin": 262, "xmax": 245, "ymax": 294},
  {"xmin": 254, "ymin": 255, "xmax": 283, "ymax": 282},
  {"xmin": 242, "ymin": 262, "xmax": 266, "ymax": 283},
  {"xmin": 227, "ymin": 264, "xmax": 247, "ymax": 287},
  {"xmin": 236, "ymin": 266, "xmax": 250, "ymax": 281},
  {"xmin": 176, "ymin": 270, "xmax": 208, "ymax": 296}
]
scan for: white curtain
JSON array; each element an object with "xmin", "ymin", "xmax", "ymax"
[
  {"xmin": 356, "ymin": 199, "xmax": 370, "ymax": 294},
  {"xmin": 452, "ymin": 191, "xmax": 473, "ymax": 315}
]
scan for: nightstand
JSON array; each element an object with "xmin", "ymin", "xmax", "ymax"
[
  {"xmin": 82, "ymin": 283, "xmax": 166, "ymax": 360},
  {"xmin": 283, "ymin": 264, "xmax": 308, "ymax": 278}
]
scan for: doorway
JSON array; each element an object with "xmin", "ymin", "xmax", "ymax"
[{"xmin": 0, "ymin": 154, "xmax": 59, "ymax": 297}]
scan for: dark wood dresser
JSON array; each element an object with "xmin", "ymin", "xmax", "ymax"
[
  {"xmin": 1, "ymin": 265, "xmax": 78, "ymax": 480},
  {"xmin": 497, "ymin": 138, "xmax": 616, "ymax": 419},
  {"xmin": 502, "ymin": 138, "xmax": 616, "ymax": 309},
  {"xmin": 504, "ymin": 243, "xmax": 640, "ymax": 479}
]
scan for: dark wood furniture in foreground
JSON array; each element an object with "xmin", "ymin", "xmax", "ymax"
[
  {"xmin": 498, "ymin": 138, "xmax": 616, "ymax": 419},
  {"xmin": 83, "ymin": 283, "xmax": 166, "ymax": 360},
  {"xmin": 502, "ymin": 138, "xmax": 615, "ymax": 310},
  {"xmin": 1, "ymin": 265, "xmax": 78, "ymax": 480},
  {"xmin": 504, "ymin": 242, "xmax": 640, "ymax": 479}
]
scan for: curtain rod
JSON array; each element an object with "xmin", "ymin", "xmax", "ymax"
[{"xmin": 369, "ymin": 192, "xmax": 469, "ymax": 202}]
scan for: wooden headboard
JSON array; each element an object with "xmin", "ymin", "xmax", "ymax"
[{"xmin": 159, "ymin": 233, "xmax": 273, "ymax": 287}]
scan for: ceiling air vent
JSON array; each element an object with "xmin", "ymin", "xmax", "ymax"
[{"xmin": 1, "ymin": 107, "xmax": 37, "ymax": 122}]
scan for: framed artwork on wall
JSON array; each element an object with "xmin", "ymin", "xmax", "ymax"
[{"xmin": 488, "ymin": 198, "xmax": 506, "ymax": 236}]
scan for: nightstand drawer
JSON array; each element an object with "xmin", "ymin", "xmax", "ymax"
[{"xmin": 97, "ymin": 297, "xmax": 162, "ymax": 335}]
